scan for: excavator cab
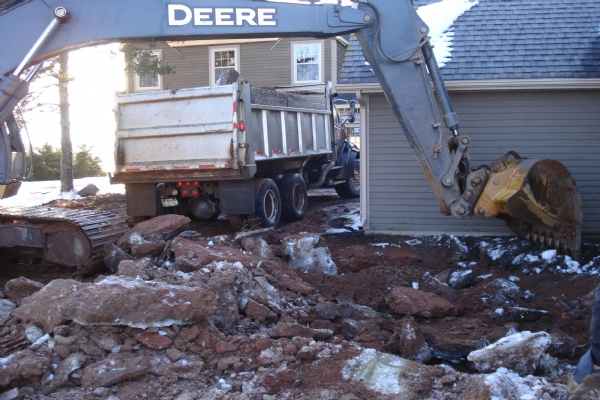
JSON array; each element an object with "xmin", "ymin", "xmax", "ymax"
[{"xmin": 0, "ymin": 112, "xmax": 26, "ymax": 199}]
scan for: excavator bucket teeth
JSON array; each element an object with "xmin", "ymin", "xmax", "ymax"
[{"xmin": 475, "ymin": 154, "xmax": 582, "ymax": 255}]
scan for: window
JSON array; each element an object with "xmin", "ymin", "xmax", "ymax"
[
  {"xmin": 293, "ymin": 42, "xmax": 323, "ymax": 84},
  {"xmin": 210, "ymin": 46, "xmax": 239, "ymax": 85},
  {"xmin": 133, "ymin": 49, "xmax": 162, "ymax": 91}
]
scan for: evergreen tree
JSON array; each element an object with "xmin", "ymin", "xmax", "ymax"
[
  {"xmin": 29, "ymin": 143, "xmax": 61, "ymax": 181},
  {"xmin": 28, "ymin": 144, "xmax": 105, "ymax": 181},
  {"xmin": 73, "ymin": 144, "xmax": 104, "ymax": 178}
]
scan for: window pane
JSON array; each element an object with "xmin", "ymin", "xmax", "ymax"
[
  {"xmin": 294, "ymin": 44, "xmax": 321, "ymax": 83},
  {"xmin": 212, "ymin": 48, "xmax": 237, "ymax": 84},
  {"xmin": 297, "ymin": 64, "xmax": 319, "ymax": 82},
  {"xmin": 139, "ymin": 73, "xmax": 158, "ymax": 88}
]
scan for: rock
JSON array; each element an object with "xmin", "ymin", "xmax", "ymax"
[
  {"xmin": 342, "ymin": 348, "xmax": 435, "ymax": 395},
  {"xmin": 314, "ymin": 302, "xmax": 340, "ymax": 321},
  {"xmin": 0, "ymin": 350, "xmax": 50, "ymax": 386},
  {"xmin": 244, "ymin": 299, "xmax": 278, "ymax": 323},
  {"xmin": 77, "ymin": 183, "xmax": 100, "ymax": 197},
  {"xmin": 240, "ymin": 237, "xmax": 275, "ymax": 259},
  {"xmin": 42, "ymin": 353, "xmax": 88, "ymax": 394},
  {"xmin": 89, "ymin": 330, "xmax": 122, "ymax": 351},
  {"xmin": 387, "ymin": 317, "xmax": 431, "ymax": 363},
  {"xmin": 81, "ymin": 355, "xmax": 151, "ymax": 389},
  {"xmin": 216, "ymin": 356, "xmax": 240, "ymax": 371},
  {"xmin": 117, "ymin": 214, "xmax": 190, "ymax": 248},
  {"xmin": 448, "ymin": 269, "xmax": 476, "ymax": 290},
  {"xmin": 4, "ymin": 277, "xmax": 44, "ymax": 306},
  {"xmin": 205, "ymin": 265, "xmax": 243, "ymax": 332},
  {"xmin": 131, "ymin": 240, "xmax": 166, "ymax": 258},
  {"xmin": 296, "ymin": 345, "xmax": 321, "ymax": 361},
  {"xmin": 12, "ymin": 276, "xmax": 217, "ymax": 332},
  {"xmin": 103, "ymin": 244, "xmax": 134, "ymax": 273},
  {"xmin": 385, "ymin": 287, "xmax": 458, "ymax": 318},
  {"xmin": 24, "ymin": 324, "xmax": 46, "ymax": 343},
  {"xmin": 165, "ymin": 348, "xmax": 185, "ymax": 362},
  {"xmin": 262, "ymin": 265, "xmax": 313, "ymax": 295},
  {"xmin": 271, "ymin": 322, "xmax": 333, "ymax": 341},
  {"xmin": 340, "ymin": 319, "xmax": 365, "ymax": 340},
  {"xmin": 150, "ymin": 355, "xmax": 204, "ymax": 379},
  {"xmin": 467, "ymin": 331, "xmax": 551, "ymax": 375},
  {"xmin": 0, "ymin": 299, "xmax": 16, "ymax": 326},
  {"xmin": 283, "ymin": 234, "xmax": 337, "ymax": 275},
  {"xmin": 134, "ymin": 331, "xmax": 173, "ymax": 350}
]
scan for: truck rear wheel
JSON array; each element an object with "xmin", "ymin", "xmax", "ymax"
[
  {"xmin": 254, "ymin": 178, "xmax": 281, "ymax": 227},
  {"xmin": 335, "ymin": 152, "xmax": 360, "ymax": 199},
  {"xmin": 278, "ymin": 173, "xmax": 308, "ymax": 222}
]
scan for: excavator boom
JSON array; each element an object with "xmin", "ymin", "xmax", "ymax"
[{"xmin": 0, "ymin": 0, "xmax": 583, "ymax": 255}]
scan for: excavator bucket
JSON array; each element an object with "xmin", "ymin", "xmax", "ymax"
[{"xmin": 474, "ymin": 152, "xmax": 582, "ymax": 255}]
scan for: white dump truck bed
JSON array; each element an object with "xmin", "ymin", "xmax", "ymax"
[{"xmin": 112, "ymin": 81, "xmax": 331, "ymax": 182}]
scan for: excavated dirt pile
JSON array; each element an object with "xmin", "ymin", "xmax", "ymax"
[{"xmin": 1, "ymin": 191, "xmax": 600, "ymax": 399}]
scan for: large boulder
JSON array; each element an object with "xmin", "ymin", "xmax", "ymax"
[
  {"xmin": 385, "ymin": 287, "xmax": 459, "ymax": 318},
  {"xmin": 12, "ymin": 276, "xmax": 218, "ymax": 332}
]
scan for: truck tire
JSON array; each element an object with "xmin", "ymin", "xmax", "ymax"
[
  {"xmin": 278, "ymin": 173, "xmax": 308, "ymax": 222},
  {"xmin": 254, "ymin": 178, "xmax": 281, "ymax": 227},
  {"xmin": 335, "ymin": 152, "xmax": 360, "ymax": 199}
]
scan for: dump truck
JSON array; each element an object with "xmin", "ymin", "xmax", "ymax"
[{"xmin": 109, "ymin": 80, "xmax": 359, "ymax": 229}]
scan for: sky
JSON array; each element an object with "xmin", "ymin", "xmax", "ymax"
[
  {"xmin": 19, "ymin": 0, "xmax": 476, "ymax": 171},
  {"xmin": 23, "ymin": 44, "xmax": 125, "ymax": 171}
]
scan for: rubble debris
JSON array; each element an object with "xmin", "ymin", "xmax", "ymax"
[{"xmin": 1, "ymin": 190, "xmax": 598, "ymax": 398}]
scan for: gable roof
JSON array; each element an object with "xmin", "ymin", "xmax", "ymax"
[{"xmin": 339, "ymin": 0, "xmax": 600, "ymax": 84}]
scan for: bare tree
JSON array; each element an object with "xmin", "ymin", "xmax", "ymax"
[{"xmin": 57, "ymin": 53, "xmax": 73, "ymax": 193}]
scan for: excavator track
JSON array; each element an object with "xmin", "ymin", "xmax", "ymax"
[{"xmin": 0, "ymin": 206, "xmax": 129, "ymax": 275}]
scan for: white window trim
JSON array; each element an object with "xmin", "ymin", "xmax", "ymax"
[
  {"xmin": 291, "ymin": 40, "xmax": 324, "ymax": 85},
  {"xmin": 209, "ymin": 45, "xmax": 240, "ymax": 85},
  {"xmin": 133, "ymin": 49, "xmax": 163, "ymax": 92}
]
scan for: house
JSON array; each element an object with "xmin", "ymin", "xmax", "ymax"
[
  {"xmin": 337, "ymin": 0, "xmax": 600, "ymax": 237},
  {"xmin": 125, "ymin": 36, "xmax": 348, "ymax": 93}
]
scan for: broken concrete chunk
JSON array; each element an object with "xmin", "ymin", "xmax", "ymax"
[
  {"xmin": 12, "ymin": 276, "xmax": 217, "ymax": 331},
  {"xmin": 467, "ymin": 331, "xmax": 551, "ymax": 375},
  {"xmin": 283, "ymin": 234, "xmax": 337, "ymax": 275}
]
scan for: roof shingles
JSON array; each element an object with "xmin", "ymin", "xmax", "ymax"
[{"xmin": 339, "ymin": 0, "xmax": 600, "ymax": 83}]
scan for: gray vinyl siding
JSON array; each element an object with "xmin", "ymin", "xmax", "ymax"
[
  {"xmin": 366, "ymin": 89, "xmax": 600, "ymax": 235},
  {"xmin": 126, "ymin": 39, "xmax": 336, "ymax": 92},
  {"xmin": 336, "ymin": 40, "xmax": 346, "ymax": 83}
]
